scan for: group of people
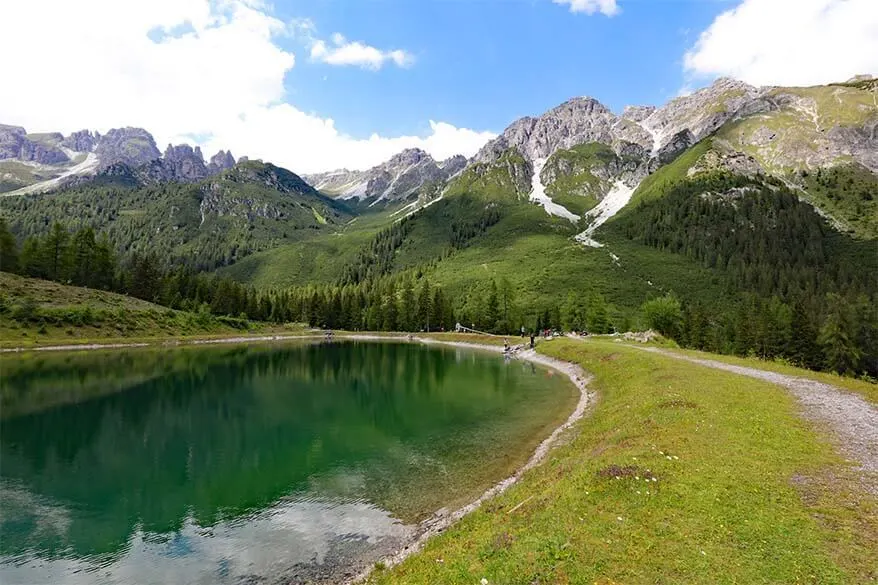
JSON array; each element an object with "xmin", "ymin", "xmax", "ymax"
[{"xmin": 503, "ymin": 333, "xmax": 537, "ymax": 354}]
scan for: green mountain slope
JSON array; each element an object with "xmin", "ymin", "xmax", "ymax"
[{"xmin": 2, "ymin": 161, "xmax": 352, "ymax": 270}]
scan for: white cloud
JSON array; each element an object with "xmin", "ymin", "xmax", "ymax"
[
  {"xmin": 553, "ymin": 0, "xmax": 619, "ymax": 16},
  {"xmin": 0, "ymin": 0, "xmax": 490, "ymax": 173},
  {"xmin": 310, "ymin": 33, "xmax": 414, "ymax": 70},
  {"xmin": 684, "ymin": 0, "xmax": 878, "ymax": 86}
]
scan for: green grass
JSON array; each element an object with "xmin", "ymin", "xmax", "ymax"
[
  {"xmin": 0, "ymin": 273, "xmax": 302, "ymax": 348},
  {"xmin": 444, "ymin": 148, "xmax": 530, "ymax": 202},
  {"xmin": 544, "ymin": 142, "xmax": 618, "ymax": 203},
  {"xmin": 624, "ymin": 139, "xmax": 713, "ymax": 209},
  {"xmin": 549, "ymin": 192, "xmax": 598, "ymax": 216},
  {"xmin": 370, "ymin": 338, "xmax": 878, "ymax": 584},
  {"xmin": 219, "ymin": 209, "xmax": 398, "ymax": 287},
  {"xmin": 649, "ymin": 343, "xmax": 878, "ymax": 405},
  {"xmin": 800, "ymin": 163, "xmax": 878, "ymax": 239}
]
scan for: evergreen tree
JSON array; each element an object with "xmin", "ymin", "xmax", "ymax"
[
  {"xmin": 485, "ymin": 280, "xmax": 500, "ymax": 332},
  {"xmin": 416, "ymin": 279, "xmax": 432, "ymax": 331},
  {"xmin": 400, "ymin": 277, "xmax": 416, "ymax": 331},
  {"xmin": 789, "ymin": 297, "xmax": 820, "ymax": 369},
  {"xmin": 0, "ymin": 217, "xmax": 18, "ymax": 273},
  {"xmin": 818, "ymin": 294, "xmax": 861, "ymax": 375},
  {"xmin": 128, "ymin": 253, "xmax": 162, "ymax": 302},
  {"xmin": 586, "ymin": 292, "xmax": 610, "ymax": 334},
  {"xmin": 20, "ymin": 236, "xmax": 44, "ymax": 278},
  {"xmin": 69, "ymin": 227, "xmax": 98, "ymax": 287},
  {"xmin": 43, "ymin": 222, "xmax": 70, "ymax": 281}
]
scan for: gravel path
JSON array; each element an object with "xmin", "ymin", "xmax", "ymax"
[{"xmin": 636, "ymin": 346, "xmax": 878, "ymax": 493}]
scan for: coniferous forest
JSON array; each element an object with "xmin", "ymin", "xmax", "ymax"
[{"xmin": 2, "ymin": 189, "xmax": 876, "ymax": 379}]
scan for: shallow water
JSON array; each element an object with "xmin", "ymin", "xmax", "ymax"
[{"xmin": 0, "ymin": 341, "xmax": 576, "ymax": 584}]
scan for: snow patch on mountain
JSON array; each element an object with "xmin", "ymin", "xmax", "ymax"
[
  {"xmin": 575, "ymin": 180, "xmax": 637, "ymax": 247},
  {"xmin": 529, "ymin": 158, "xmax": 580, "ymax": 223},
  {"xmin": 638, "ymin": 114, "xmax": 666, "ymax": 157},
  {"xmin": 3, "ymin": 152, "xmax": 99, "ymax": 196}
]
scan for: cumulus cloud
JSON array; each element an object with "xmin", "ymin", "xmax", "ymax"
[
  {"xmin": 0, "ymin": 0, "xmax": 491, "ymax": 173},
  {"xmin": 310, "ymin": 34, "xmax": 414, "ymax": 70},
  {"xmin": 684, "ymin": 0, "xmax": 878, "ymax": 86},
  {"xmin": 553, "ymin": 0, "xmax": 619, "ymax": 16}
]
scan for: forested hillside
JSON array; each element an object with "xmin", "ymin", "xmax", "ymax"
[
  {"xmin": 2, "ymin": 160, "xmax": 351, "ymax": 271},
  {"xmin": 2, "ymin": 78, "xmax": 876, "ymax": 377}
]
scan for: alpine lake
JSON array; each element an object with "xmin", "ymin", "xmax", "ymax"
[{"xmin": 0, "ymin": 340, "xmax": 577, "ymax": 584}]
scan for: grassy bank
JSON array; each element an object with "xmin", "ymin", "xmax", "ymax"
[
  {"xmin": 369, "ymin": 338, "xmax": 877, "ymax": 584},
  {"xmin": 0, "ymin": 272, "xmax": 304, "ymax": 348}
]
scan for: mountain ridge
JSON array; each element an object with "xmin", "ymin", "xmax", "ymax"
[{"xmin": 0, "ymin": 125, "xmax": 239, "ymax": 195}]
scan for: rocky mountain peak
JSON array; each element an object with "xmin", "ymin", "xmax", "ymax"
[
  {"xmin": 474, "ymin": 94, "xmax": 619, "ymax": 164},
  {"xmin": 159, "ymin": 143, "xmax": 208, "ymax": 182},
  {"xmin": 61, "ymin": 130, "xmax": 99, "ymax": 152},
  {"xmin": 621, "ymin": 105, "xmax": 656, "ymax": 122},
  {"xmin": 95, "ymin": 127, "xmax": 161, "ymax": 169},
  {"xmin": 439, "ymin": 154, "xmax": 467, "ymax": 176},
  {"xmin": 208, "ymin": 150, "xmax": 236, "ymax": 174},
  {"xmin": 304, "ymin": 147, "xmax": 465, "ymax": 203},
  {"xmin": 0, "ymin": 125, "xmax": 70, "ymax": 165}
]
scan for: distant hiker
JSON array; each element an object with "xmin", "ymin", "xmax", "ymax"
[
  {"xmin": 504, "ymin": 338, "xmax": 509, "ymax": 353},
  {"xmin": 530, "ymin": 334, "xmax": 535, "ymax": 349}
]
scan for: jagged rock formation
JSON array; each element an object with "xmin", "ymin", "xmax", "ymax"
[
  {"xmin": 0, "ymin": 125, "xmax": 70, "ymax": 164},
  {"xmin": 460, "ymin": 76, "xmax": 877, "ymax": 220},
  {"xmin": 93, "ymin": 127, "xmax": 161, "ymax": 169},
  {"xmin": 474, "ymin": 97, "xmax": 626, "ymax": 164},
  {"xmin": 0, "ymin": 124, "xmax": 239, "ymax": 194},
  {"xmin": 61, "ymin": 130, "xmax": 99, "ymax": 152},
  {"xmin": 158, "ymin": 144, "xmax": 209, "ymax": 182},
  {"xmin": 208, "ymin": 150, "xmax": 236, "ymax": 174},
  {"xmin": 439, "ymin": 154, "xmax": 467, "ymax": 177},
  {"xmin": 304, "ymin": 148, "xmax": 463, "ymax": 203}
]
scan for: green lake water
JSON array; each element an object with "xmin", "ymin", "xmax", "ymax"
[{"xmin": 0, "ymin": 341, "xmax": 576, "ymax": 584}]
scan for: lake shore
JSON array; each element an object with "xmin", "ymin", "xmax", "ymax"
[
  {"xmin": 6, "ymin": 333, "xmax": 873, "ymax": 583},
  {"xmin": 1, "ymin": 330, "xmax": 594, "ymax": 584},
  {"xmin": 344, "ymin": 338, "xmax": 594, "ymax": 585}
]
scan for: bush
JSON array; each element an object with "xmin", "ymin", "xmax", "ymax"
[{"xmin": 641, "ymin": 294, "xmax": 683, "ymax": 340}]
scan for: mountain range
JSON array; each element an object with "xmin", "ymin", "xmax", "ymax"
[
  {"xmin": 2, "ymin": 75, "xmax": 876, "ymax": 356},
  {"xmin": 0, "ymin": 125, "xmax": 239, "ymax": 195}
]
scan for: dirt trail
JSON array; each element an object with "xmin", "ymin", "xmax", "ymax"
[{"xmin": 636, "ymin": 346, "xmax": 878, "ymax": 493}]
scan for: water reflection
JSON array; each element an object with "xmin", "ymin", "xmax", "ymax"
[{"xmin": 0, "ymin": 341, "xmax": 575, "ymax": 584}]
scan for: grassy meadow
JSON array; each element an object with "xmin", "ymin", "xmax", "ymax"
[{"xmin": 369, "ymin": 337, "xmax": 878, "ymax": 584}]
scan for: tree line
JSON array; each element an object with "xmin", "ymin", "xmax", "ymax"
[
  {"xmin": 609, "ymin": 172, "xmax": 878, "ymax": 377},
  {"xmin": 3, "ymin": 212, "xmax": 876, "ymax": 378}
]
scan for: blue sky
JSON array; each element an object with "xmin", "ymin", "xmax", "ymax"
[
  {"xmin": 275, "ymin": 0, "xmax": 734, "ymax": 139},
  {"xmin": 2, "ymin": 0, "xmax": 875, "ymax": 172}
]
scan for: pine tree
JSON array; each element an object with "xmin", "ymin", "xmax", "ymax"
[
  {"xmin": 586, "ymin": 292, "xmax": 610, "ymax": 334},
  {"xmin": 69, "ymin": 227, "xmax": 98, "ymax": 287},
  {"xmin": 485, "ymin": 280, "xmax": 500, "ymax": 332},
  {"xmin": 43, "ymin": 222, "xmax": 70, "ymax": 281},
  {"xmin": 0, "ymin": 217, "xmax": 18, "ymax": 274},
  {"xmin": 417, "ymin": 279, "xmax": 432, "ymax": 331},
  {"xmin": 818, "ymin": 294, "xmax": 861, "ymax": 375},
  {"xmin": 400, "ymin": 278, "xmax": 415, "ymax": 331}
]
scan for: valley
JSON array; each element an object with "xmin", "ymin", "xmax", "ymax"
[{"xmin": 2, "ymin": 76, "xmax": 876, "ymax": 377}]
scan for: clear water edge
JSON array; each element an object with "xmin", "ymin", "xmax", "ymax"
[{"xmin": 0, "ymin": 340, "xmax": 577, "ymax": 584}]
